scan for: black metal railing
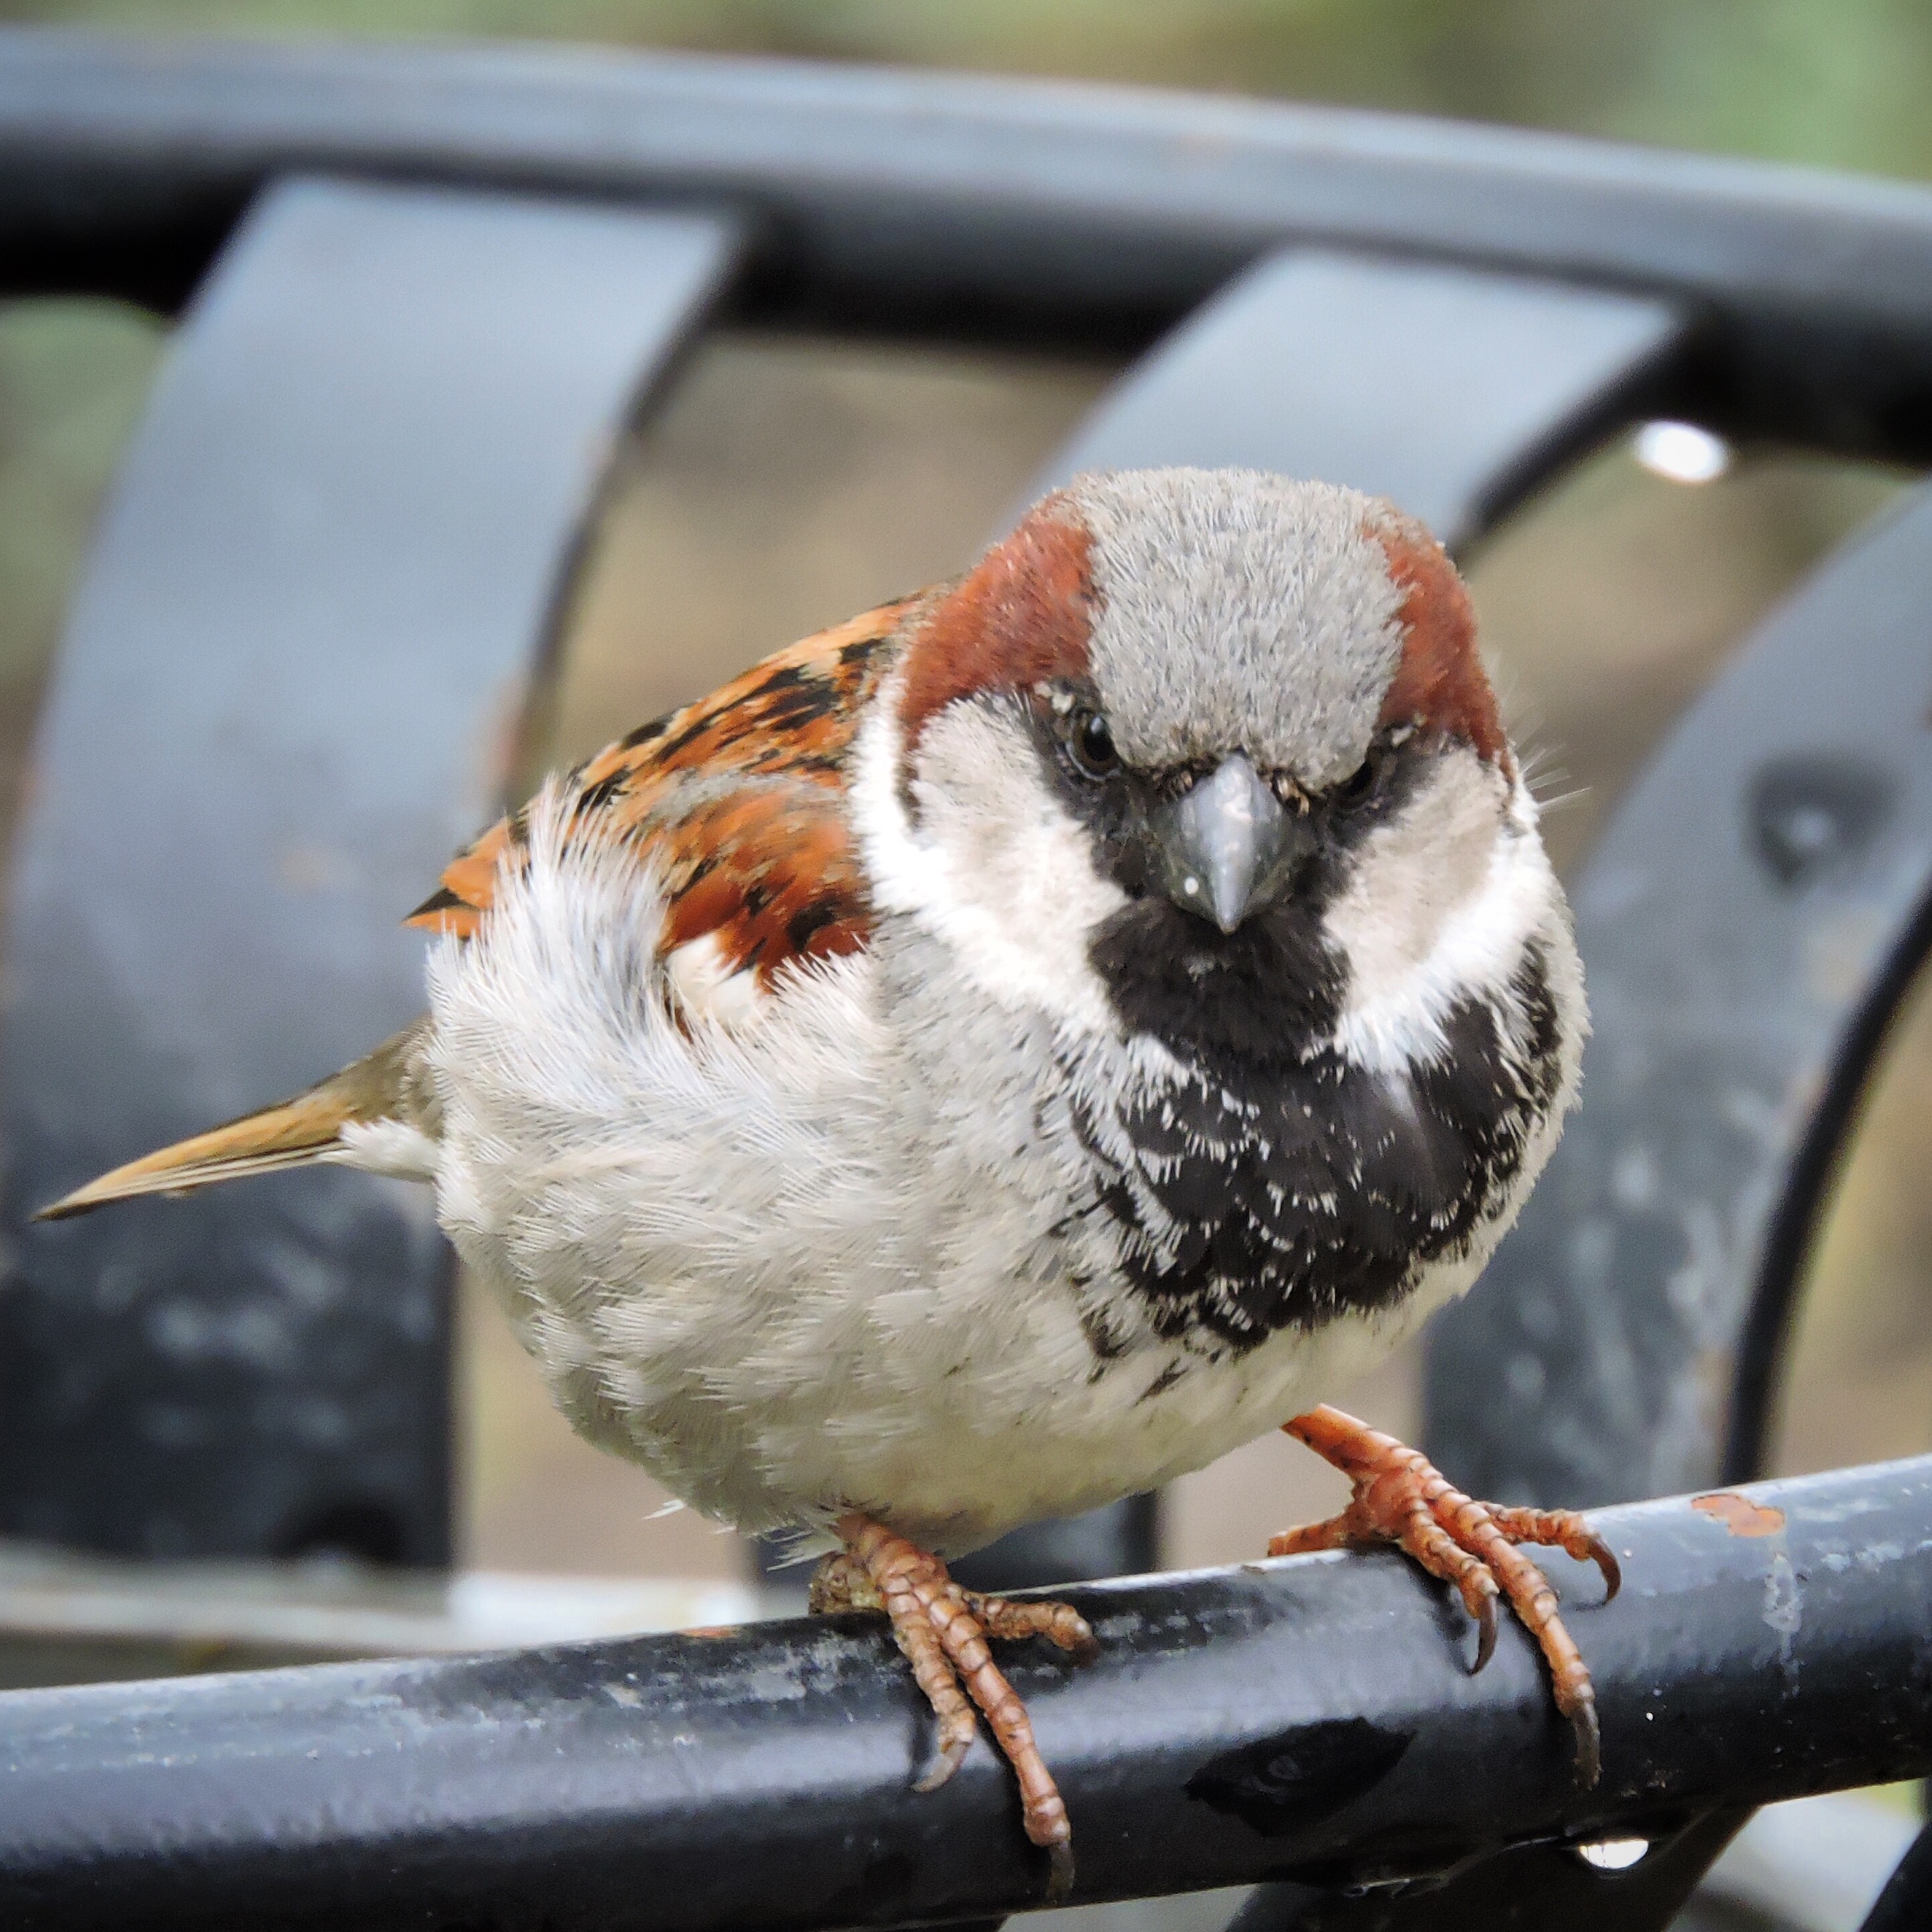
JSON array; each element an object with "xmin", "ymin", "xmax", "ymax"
[{"xmin": 3, "ymin": 1456, "xmax": 1929, "ymax": 1932}]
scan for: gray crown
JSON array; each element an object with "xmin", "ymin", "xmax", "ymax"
[{"xmin": 1067, "ymin": 468, "xmax": 1407, "ymax": 790}]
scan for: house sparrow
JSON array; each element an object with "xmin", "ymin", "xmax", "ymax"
[{"xmin": 43, "ymin": 468, "xmax": 1613, "ymax": 1898}]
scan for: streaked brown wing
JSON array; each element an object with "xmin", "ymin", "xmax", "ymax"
[{"xmin": 407, "ymin": 597, "xmax": 914, "ymax": 986}]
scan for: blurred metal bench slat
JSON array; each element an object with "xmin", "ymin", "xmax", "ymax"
[
  {"xmin": 1427, "ymin": 480, "xmax": 1932, "ymax": 1506},
  {"xmin": 0, "ymin": 176, "xmax": 740, "ymax": 1566},
  {"xmin": 1025, "ymin": 249, "xmax": 1689, "ymax": 552},
  {"xmin": 5, "ymin": 31, "xmax": 1932, "ymax": 473}
]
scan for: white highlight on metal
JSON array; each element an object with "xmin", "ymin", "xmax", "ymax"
[
  {"xmin": 1634, "ymin": 420, "xmax": 1731, "ymax": 484},
  {"xmin": 1572, "ymin": 1837, "xmax": 1650, "ymax": 1871}
]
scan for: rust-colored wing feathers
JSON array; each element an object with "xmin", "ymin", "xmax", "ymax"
[
  {"xmin": 408, "ymin": 598, "xmax": 911, "ymax": 986},
  {"xmin": 409, "ymin": 818, "xmax": 515, "ymax": 937},
  {"xmin": 655, "ymin": 787, "xmax": 872, "ymax": 977}
]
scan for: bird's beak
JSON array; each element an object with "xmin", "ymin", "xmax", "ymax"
[{"xmin": 1147, "ymin": 753, "xmax": 1310, "ymax": 932}]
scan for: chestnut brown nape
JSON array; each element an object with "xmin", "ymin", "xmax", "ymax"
[
  {"xmin": 1371, "ymin": 516, "xmax": 1508, "ymax": 772},
  {"xmin": 897, "ymin": 502, "xmax": 1095, "ymax": 746}
]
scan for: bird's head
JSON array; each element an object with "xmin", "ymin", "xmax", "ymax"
[{"xmin": 861, "ymin": 467, "xmax": 1568, "ymax": 1074}]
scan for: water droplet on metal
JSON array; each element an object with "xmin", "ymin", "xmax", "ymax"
[{"xmin": 1574, "ymin": 1836, "xmax": 1649, "ymax": 1871}]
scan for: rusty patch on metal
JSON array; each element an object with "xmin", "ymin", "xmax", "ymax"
[{"xmin": 1691, "ymin": 1492, "xmax": 1786, "ymax": 1537}]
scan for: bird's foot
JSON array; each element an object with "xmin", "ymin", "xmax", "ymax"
[
  {"xmin": 811, "ymin": 1514, "xmax": 1095, "ymax": 1901},
  {"xmin": 1269, "ymin": 1405, "xmax": 1619, "ymax": 1787}
]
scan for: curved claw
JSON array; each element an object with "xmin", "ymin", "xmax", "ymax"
[
  {"xmin": 1045, "ymin": 1838, "xmax": 1076, "ymax": 1906},
  {"xmin": 913, "ymin": 1733, "xmax": 972, "ymax": 1794},
  {"xmin": 1273, "ymin": 1416, "xmax": 1611, "ymax": 1801},
  {"xmin": 1471, "ymin": 1590, "xmax": 1498, "ymax": 1674},
  {"xmin": 1570, "ymin": 1694, "xmax": 1603, "ymax": 1789},
  {"xmin": 1587, "ymin": 1534, "xmax": 1622, "ymax": 1604}
]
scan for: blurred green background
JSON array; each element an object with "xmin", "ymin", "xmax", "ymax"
[
  {"xmin": 3, "ymin": 0, "xmax": 1932, "ymax": 180},
  {"xmin": 0, "ymin": 1, "xmax": 1928, "ymax": 1588}
]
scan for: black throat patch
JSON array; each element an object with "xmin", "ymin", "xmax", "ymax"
[{"xmin": 1068, "ymin": 941, "xmax": 1564, "ymax": 1357}]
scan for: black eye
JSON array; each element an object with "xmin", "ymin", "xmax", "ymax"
[
  {"xmin": 1334, "ymin": 756, "xmax": 1378, "ymax": 808},
  {"xmin": 1068, "ymin": 708, "xmax": 1120, "ymax": 779}
]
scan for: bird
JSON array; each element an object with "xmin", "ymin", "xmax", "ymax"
[{"xmin": 42, "ymin": 466, "xmax": 1615, "ymax": 1899}]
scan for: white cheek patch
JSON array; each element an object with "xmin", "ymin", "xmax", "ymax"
[
  {"xmin": 1325, "ymin": 752, "xmax": 1557, "ymax": 1074},
  {"xmin": 850, "ymin": 674, "xmax": 1127, "ymax": 1035}
]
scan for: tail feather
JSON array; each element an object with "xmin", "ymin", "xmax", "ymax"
[{"xmin": 34, "ymin": 1024, "xmax": 437, "ymax": 1221}]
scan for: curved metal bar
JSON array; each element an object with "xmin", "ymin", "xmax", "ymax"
[
  {"xmin": 1022, "ymin": 250, "xmax": 1686, "ymax": 550},
  {"xmin": 1, "ymin": 1456, "xmax": 1927, "ymax": 1932},
  {"xmin": 1426, "ymin": 484, "xmax": 1932, "ymax": 1505},
  {"xmin": 0, "ymin": 32, "xmax": 1929, "ymax": 457},
  {"xmin": 0, "ymin": 179, "xmax": 740, "ymax": 1564}
]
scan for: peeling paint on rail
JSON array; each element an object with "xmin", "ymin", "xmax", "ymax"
[{"xmin": 1692, "ymin": 1493, "xmax": 1787, "ymax": 1537}]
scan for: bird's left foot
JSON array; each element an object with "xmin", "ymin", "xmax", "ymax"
[
  {"xmin": 810, "ymin": 1514, "xmax": 1097, "ymax": 1901},
  {"xmin": 1270, "ymin": 1405, "xmax": 1619, "ymax": 1787}
]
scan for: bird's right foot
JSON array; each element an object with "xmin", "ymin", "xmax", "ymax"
[
  {"xmin": 1270, "ymin": 1405, "xmax": 1619, "ymax": 1786},
  {"xmin": 810, "ymin": 1514, "xmax": 1096, "ymax": 1902}
]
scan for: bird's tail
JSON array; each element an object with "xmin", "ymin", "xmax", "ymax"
[{"xmin": 34, "ymin": 1023, "xmax": 438, "ymax": 1221}]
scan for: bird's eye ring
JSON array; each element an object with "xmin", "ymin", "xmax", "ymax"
[{"xmin": 1067, "ymin": 708, "xmax": 1120, "ymax": 779}]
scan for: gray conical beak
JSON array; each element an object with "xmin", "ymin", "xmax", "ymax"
[{"xmin": 1149, "ymin": 754, "xmax": 1309, "ymax": 932}]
